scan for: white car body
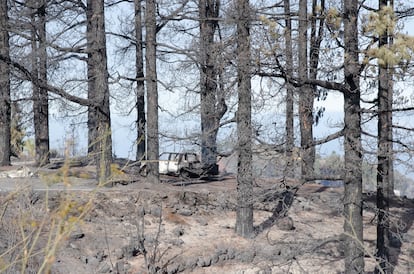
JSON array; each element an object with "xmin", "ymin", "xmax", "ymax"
[{"xmin": 141, "ymin": 152, "xmax": 202, "ymax": 177}]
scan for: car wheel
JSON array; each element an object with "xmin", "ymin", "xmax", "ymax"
[{"xmin": 180, "ymin": 169, "xmax": 190, "ymax": 178}]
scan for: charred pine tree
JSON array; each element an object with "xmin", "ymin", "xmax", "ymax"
[
  {"xmin": 283, "ymin": 0, "xmax": 294, "ymax": 178},
  {"xmin": 308, "ymin": 0, "xmax": 325, "ymax": 175},
  {"xmin": 235, "ymin": 0, "xmax": 253, "ymax": 238},
  {"xmin": 0, "ymin": 0, "xmax": 11, "ymax": 166},
  {"xmin": 298, "ymin": 0, "xmax": 315, "ymax": 181},
  {"xmin": 343, "ymin": 0, "xmax": 364, "ymax": 272},
  {"xmin": 145, "ymin": 0, "xmax": 160, "ymax": 183},
  {"xmin": 376, "ymin": 0, "xmax": 394, "ymax": 272},
  {"xmin": 135, "ymin": 0, "xmax": 146, "ymax": 162},
  {"xmin": 199, "ymin": 0, "xmax": 225, "ymax": 175},
  {"xmin": 86, "ymin": 0, "xmax": 112, "ymax": 183},
  {"xmin": 31, "ymin": 0, "xmax": 50, "ymax": 166}
]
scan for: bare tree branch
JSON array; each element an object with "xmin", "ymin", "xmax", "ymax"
[{"xmin": 0, "ymin": 54, "xmax": 93, "ymax": 107}]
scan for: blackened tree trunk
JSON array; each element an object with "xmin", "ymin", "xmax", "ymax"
[
  {"xmin": 298, "ymin": 0, "xmax": 314, "ymax": 181},
  {"xmin": 135, "ymin": 0, "xmax": 146, "ymax": 162},
  {"xmin": 199, "ymin": 0, "xmax": 224, "ymax": 175},
  {"xmin": 30, "ymin": 4, "xmax": 39, "ymax": 162},
  {"xmin": 343, "ymin": 0, "xmax": 364, "ymax": 272},
  {"xmin": 283, "ymin": 0, "xmax": 294, "ymax": 178},
  {"xmin": 376, "ymin": 0, "xmax": 393, "ymax": 272},
  {"xmin": 235, "ymin": 0, "xmax": 253, "ymax": 238},
  {"xmin": 0, "ymin": 0, "xmax": 11, "ymax": 166},
  {"xmin": 86, "ymin": 0, "xmax": 112, "ymax": 183},
  {"xmin": 386, "ymin": 60, "xmax": 394, "ymax": 196},
  {"xmin": 32, "ymin": 0, "xmax": 50, "ymax": 166},
  {"xmin": 87, "ymin": 1, "xmax": 97, "ymax": 155},
  {"xmin": 309, "ymin": 0, "xmax": 324, "ymax": 127},
  {"xmin": 145, "ymin": 0, "xmax": 160, "ymax": 183},
  {"xmin": 386, "ymin": 14, "xmax": 394, "ymax": 195}
]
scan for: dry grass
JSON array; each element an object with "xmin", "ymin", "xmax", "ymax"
[{"xmin": 0, "ymin": 157, "xmax": 97, "ymax": 274}]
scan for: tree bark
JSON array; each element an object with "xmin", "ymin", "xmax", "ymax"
[
  {"xmin": 199, "ymin": 0, "xmax": 223, "ymax": 175},
  {"xmin": 145, "ymin": 0, "xmax": 160, "ymax": 183},
  {"xmin": 87, "ymin": 1, "xmax": 98, "ymax": 155},
  {"xmin": 283, "ymin": 0, "xmax": 294, "ymax": 178},
  {"xmin": 32, "ymin": 0, "xmax": 50, "ymax": 166},
  {"xmin": 386, "ymin": 30, "xmax": 394, "ymax": 196},
  {"xmin": 343, "ymin": 0, "xmax": 364, "ymax": 272},
  {"xmin": 0, "ymin": 0, "xmax": 11, "ymax": 166},
  {"xmin": 235, "ymin": 0, "xmax": 253, "ymax": 238},
  {"xmin": 298, "ymin": 0, "xmax": 314, "ymax": 181},
  {"xmin": 376, "ymin": 0, "xmax": 393, "ymax": 272},
  {"xmin": 386, "ymin": 0, "xmax": 394, "ymax": 196},
  {"xmin": 135, "ymin": 0, "xmax": 146, "ymax": 162},
  {"xmin": 86, "ymin": 0, "xmax": 112, "ymax": 183}
]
